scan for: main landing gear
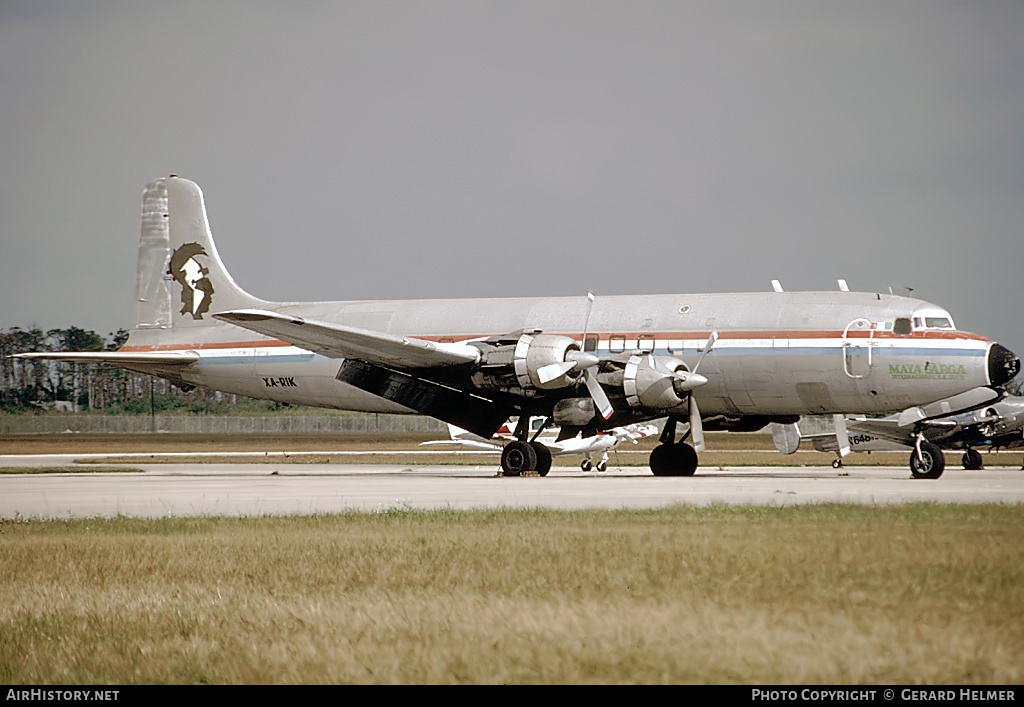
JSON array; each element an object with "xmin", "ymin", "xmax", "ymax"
[
  {"xmin": 500, "ymin": 440, "xmax": 552, "ymax": 477},
  {"xmin": 649, "ymin": 416, "xmax": 699, "ymax": 476}
]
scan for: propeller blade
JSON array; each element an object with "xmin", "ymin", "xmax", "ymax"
[
  {"xmin": 689, "ymin": 394, "xmax": 705, "ymax": 453},
  {"xmin": 537, "ymin": 349, "xmax": 601, "ymax": 385},
  {"xmin": 585, "ymin": 368, "xmax": 614, "ymax": 420},
  {"xmin": 693, "ymin": 331, "xmax": 719, "ymax": 373},
  {"xmin": 581, "ymin": 291, "xmax": 595, "ymax": 345},
  {"xmin": 537, "ymin": 360, "xmax": 577, "ymax": 385}
]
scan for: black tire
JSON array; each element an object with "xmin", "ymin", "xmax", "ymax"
[
  {"xmin": 531, "ymin": 442, "xmax": 552, "ymax": 477},
  {"xmin": 596, "ymin": 460, "xmax": 607, "ymax": 472},
  {"xmin": 581, "ymin": 460, "xmax": 592, "ymax": 471},
  {"xmin": 501, "ymin": 441, "xmax": 537, "ymax": 476},
  {"xmin": 675, "ymin": 443, "xmax": 698, "ymax": 476},
  {"xmin": 962, "ymin": 448, "xmax": 984, "ymax": 470},
  {"xmin": 910, "ymin": 441, "xmax": 945, "ymax": 479},
  {"xmin": 649, "ymin": 442, "xmax": 698, "ymax": 477},
  {"xmin": 650, "ymin": 444, "xmax": 674, "ymax": 476},
  {"xmin": 832, "ymin": 458, "xmax": 843, "ymax": 469}
]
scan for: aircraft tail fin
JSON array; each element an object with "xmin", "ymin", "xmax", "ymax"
[
  {"xmin": 771, "ymin": 421, "xmax": 802, "ymax": 455},
  {"xmin": 133, "ymin": 176, "xmax": 269, "ymax": 334}
]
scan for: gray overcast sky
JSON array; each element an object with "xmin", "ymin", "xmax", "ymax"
[{"xmin": 1, "ymin": 1, "xmax": 1022, "ymax": 358}]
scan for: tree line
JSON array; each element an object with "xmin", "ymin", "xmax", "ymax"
[{"xmin": 0, "ymin": 326, "xmax": 251, "ymax": 414}]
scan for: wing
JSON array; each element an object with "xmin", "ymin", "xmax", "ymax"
[
  {"xmin": 845, "ymin": 417, "xmax": 914, "ymax": 445},
  {"xmin": 214, "ymin": 309, "xmax": 480, "ymax": 368},
  {"xmin": 846, "ymin": 416, "xmax": 960, "ymax": 446},
  {"xmin": 419, "ymin": 423, "xmax": 504, "ymax": 452}
]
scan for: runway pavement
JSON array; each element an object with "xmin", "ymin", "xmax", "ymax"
[{"xmin": 2, "ymin": 453, "xmax": 1023, "ymax": 518}]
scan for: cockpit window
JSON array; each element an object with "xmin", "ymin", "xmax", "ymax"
[
  {"xmin": 924, "ymin": 317, "xmax": 953, "ymax": 329},
  {"xmin": 893, "ymin": 318, "xmax": 912, "ymax": 335}
]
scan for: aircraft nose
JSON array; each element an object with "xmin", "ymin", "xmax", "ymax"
[{"xmin": 988, "ymin": 343, "xmax": 1020, "ymax": 387}]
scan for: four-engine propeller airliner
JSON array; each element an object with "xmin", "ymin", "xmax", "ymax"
[{"xmin": 15, "ymin": 176, "xmax": 1020, "ymax": 477}]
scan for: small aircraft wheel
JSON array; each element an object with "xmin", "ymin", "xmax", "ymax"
[
  {"xmin": 531, "ymin": 442, "xmax": 552, "ymax": 477},
  {"xmin": 962, "ymin": 448, "xmax": 984, "ymax": 470},
  {"xmin": 596, "ymin": 460, "xmax": 607, "ymax": 472},
  {"xmin": 581, "ymin": 460, "xmax": 592, "ymax": 471},
  {"xmin": 832, "ymin": 458, "xmax": 843, "ymax": 469},
  {"xmin": 501, "ymin": 441, "xmax": 537, "ymax": 477},
  {"xmin": 910, "ymin": 441, "xmax": 945, "ymax": 480}
]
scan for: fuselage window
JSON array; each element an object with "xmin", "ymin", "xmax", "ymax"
[
  {"xmin": 637, "ymin": 334, "xmax": 655, "ymax": 353},
  {"xmin": 893, "ymin": 318, "xmax": 912, "ymax": 335},
  {"xmin": 609, "ymin": 335, "xmax": 626, "ymax": 353},
  {"xmin": 583, "ymin": 334, "xmax": 599, "ymax": 352}
]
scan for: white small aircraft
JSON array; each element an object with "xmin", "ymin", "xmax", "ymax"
[
  {"xmin": 771, "ymin": 390, "xmax": 1024, "ymax": 477},
  {"xmin": 13, "ymin": 176, "xmax": 1019, "ymax": 477},
  {"xmin": 421, "ymin": 417, "xmax": 658, "ymax": 474}
]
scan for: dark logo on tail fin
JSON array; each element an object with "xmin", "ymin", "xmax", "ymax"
[{"xmin": 169, "ymin": 242, "xmax": 215, "ymax": 319}]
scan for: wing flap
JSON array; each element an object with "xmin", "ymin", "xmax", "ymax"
[{"xmin": 214, "ymin": 309, "xmax": 480, "ymax": 369}]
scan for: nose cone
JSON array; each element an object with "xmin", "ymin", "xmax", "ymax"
[{"xmin": 988, "ymin": 343, "xmax": 1020, "ymax": 387}]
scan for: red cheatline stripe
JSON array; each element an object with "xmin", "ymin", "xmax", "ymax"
[{"xmin": 118, "ymin": 328, "xmax": 990, "ymax": 353}]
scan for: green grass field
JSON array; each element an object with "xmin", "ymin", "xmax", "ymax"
[{"xmin": 2, "ymin": 505, "xmax": 1022, "ymax": 684}]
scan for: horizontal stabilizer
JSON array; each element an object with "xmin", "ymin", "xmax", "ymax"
[
  {"xmin": 215, "ymin": 309, "xmax": 480, "ymax": 369},
  {"xmin": 12, "ymin": 351, "xmax": 200, "ymax": 366}
]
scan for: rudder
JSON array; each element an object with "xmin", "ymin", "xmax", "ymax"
[{"xmin": 133, "ymin": 176, "xmax": 267, "ymax": 332}]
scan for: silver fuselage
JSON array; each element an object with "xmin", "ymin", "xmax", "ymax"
[{"xmin": 122, "ymin": 290, "xmax": 997, "ymax": 420}]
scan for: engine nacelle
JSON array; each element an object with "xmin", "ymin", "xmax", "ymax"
[
  {"xmin": 514, "ymin": 333, "xmax": 582, "ymax": 389},
  {"xmin": 470, "ymin": 332, "xmax": 582, "ymax": 394},
  {"xmin": 622, "ymin": 355, "xmax": 691, "ymax": 410}
]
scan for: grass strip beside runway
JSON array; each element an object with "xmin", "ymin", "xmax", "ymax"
[{"xmin": 1, "ymin": 504, "xmax": 1021, "ymax": 684}]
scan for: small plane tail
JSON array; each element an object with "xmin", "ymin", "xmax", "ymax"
[
  {"xmin": 770, "ymin": 421, "xmax": 802, "ymax": 455},
  {"xmin": 133, "ymin": 176, "xmax": 270, "ymax": 334}
]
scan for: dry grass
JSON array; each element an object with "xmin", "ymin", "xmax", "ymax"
[{"xmin": 1, "ymin": 505, "xmax": 1022, "ymax": 684}]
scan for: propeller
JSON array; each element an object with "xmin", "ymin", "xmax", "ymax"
[
  {"xmin": 533, "ymin": 292, "xmax": 613, "ymax": 419},
  {"xmin": 683, "ymin": 331, "xmax": 718, "ymax": 452},
  {"xmin": 579, "ymin": 292, "xmax": 614, "ymax": 419}
]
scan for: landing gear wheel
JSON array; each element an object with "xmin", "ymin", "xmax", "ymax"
[
  {"xmin": 501, "ymin": 441, "xmax": 537, "ymax": 477},
  {"xmin": 962, "ymin": 448, "xmax": 984, "ymax": 470},
  {"xmin": 649, "ymin": 442, "xmax": 698, "ymax": 477},
  {"xmin": 910, "ymin": 441, "xmax": 945, "ymax": 479},
  {"xmin": 531, "ymin": 442, "xmax": 552, "ymax": 477},
  {"xmin": 581, "ymin": 460, "xmax": 592, "ymax": 471},
  {"xmin": 596, "ymin": 460, "xmax": 607, "ymax": 472},
  {"xmin": 832, "ymin": 458, "xmax": 843, "ymax": 469}
]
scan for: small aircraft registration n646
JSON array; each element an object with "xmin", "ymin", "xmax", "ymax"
[{"xmin": 15, "ymin": 177, "xmax": 1020, "ymax": 477}]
